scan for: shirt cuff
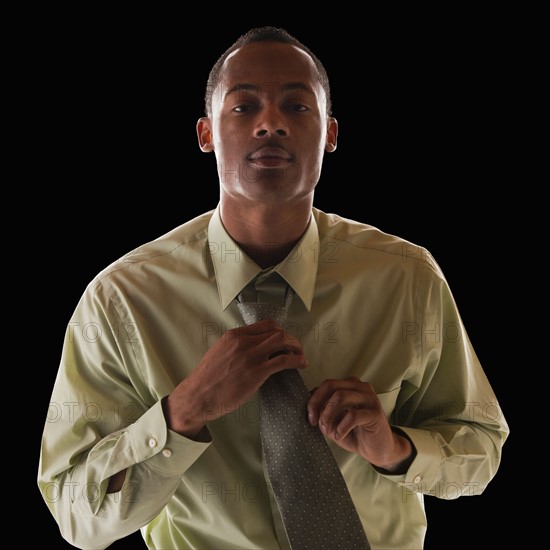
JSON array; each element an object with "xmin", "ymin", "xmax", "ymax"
[
  {"xmin": 377, "ymin": 426, "xmax": 442, "ymax": 491},
  {"xmin": 129, "ymin": 400, "xmax": 212, "ymax": 477}
]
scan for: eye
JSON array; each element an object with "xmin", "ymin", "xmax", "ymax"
[
  {"xmin": 231, "ymin": 99, "xmax": 259, "ymax": 113},
  {"xmin": 290, "ymin": 104, "xmax": 309, "ymax": 112}
]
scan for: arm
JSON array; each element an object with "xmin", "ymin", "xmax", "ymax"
[
  {"xmin": 37, "ymin": 283, "xmax": 212, "ymax": 550},
  {"xmin": 38, "ymin": 281, "xmax": 306, "ymax": 550},
  {"xmin": 392, "ymin": 270, "xmax": 509, "ymax": 499},
  {"xmin": 388, "ymin": 261, "xmax": 509, "ymax": 498},
  {"xmin": 307, "ymin": 251, "xmax": 509, "ymax": 497}
]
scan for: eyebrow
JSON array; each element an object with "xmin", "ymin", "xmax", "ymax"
[{"xmin": 224, "ymin": 82, "xmax": 315, "ymax": 100}]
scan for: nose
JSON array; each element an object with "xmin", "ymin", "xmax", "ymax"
[{"xmin": 254, "ymin": 106, "xmax": 288, "ymax": 138}]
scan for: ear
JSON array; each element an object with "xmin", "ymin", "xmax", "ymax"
[
  {"xmin": 324, "ymin": 117, "xmax": 338, "ymax": 153},
  {"xmin": 197, "ymin": 117, "xmax": 214, "ymax": 152}
]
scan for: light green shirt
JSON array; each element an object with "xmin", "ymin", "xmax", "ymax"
[{"xmin": 38, "ymin": 206, "xmax": 509, "ymax": 550}]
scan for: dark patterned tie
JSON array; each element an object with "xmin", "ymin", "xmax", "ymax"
[{"xmin": 236, "ymin": 285, "xmax": 370, "ymax": 550}]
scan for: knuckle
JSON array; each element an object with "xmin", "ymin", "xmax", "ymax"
[
  {"xmin": 361, "ymin": 381, "xmax": 374, "ymax": 393},
  {"xmin": 323, "ymin": 378, "xmax": 339, "ymax": 389},
  {"xmin": 330, "ymin": 389, "xmax": 346, "ymax": 405}
]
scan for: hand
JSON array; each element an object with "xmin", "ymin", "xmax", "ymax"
[
  {"xmin": 307, "ymin": 377, "xmax": 415, "ymax": 473},
  {"xmin": 165, "ymin": 320, "xmax": 306, "ymax": 438}
]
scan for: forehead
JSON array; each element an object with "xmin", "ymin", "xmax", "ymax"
[{"xmin": 217, "ymin": 42, "xmax": 323, "ymax": 99}]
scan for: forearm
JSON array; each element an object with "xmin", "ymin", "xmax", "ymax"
[
  {"xmin": 163, "ymin": 390, "xmax": 206, "ymax": 439},
  {"xmin": 38, "ymin": 401, "xmax": 212, "ymax": 549}
]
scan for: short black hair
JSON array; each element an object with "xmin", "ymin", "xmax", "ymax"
[{"xmin": 204, "ymin": 26, "xmax": 332, "ymax": 117}]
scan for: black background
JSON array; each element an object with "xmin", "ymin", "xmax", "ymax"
[{"xmin": 31, "ymin": 10, "xmax": 518, "ymax": 549}]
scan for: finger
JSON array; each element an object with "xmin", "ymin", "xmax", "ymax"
[
  {"xmin": 307, "ymin": 377, "xmax": 367, "ymax": 425},
  {"xmin": 242, "ymin": 319, "xmax": 280, "ymax": 334},
  {"xmin": 234, "ymin": 324, "xmax": 305, "ymax": 377},
  {"xmin": 255, "ymin": 326, "xmax": 304, "ymax": 358},
  {"xmin": 229, "ymin": 320, "xmax": 285, "ymax": 348},
  {"xmin": 237, "ymin": 320, "xmax": 306, "ymax": 364},
  {"xmin": 254, "ymin": 341, "xmax": 307, "ymax": 376},
  {"xmin": 329, "ymin": 407, "xmax": 379, "ymax": 442},
  {"xmin": 264, "ymin": 351, "xmax": 308, "ymax": 377},
  {"xmin": 317, "ymin": 389, "xmax": 368, "ymax": 437},
  {"xmin": 236, "ymin": 319, "xmax": 281, "ymax": 340}
]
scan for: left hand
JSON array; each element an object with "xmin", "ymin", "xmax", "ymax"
[{"xmin": 307, "ymin": 376, "xmax": 415, "ymax": 473}]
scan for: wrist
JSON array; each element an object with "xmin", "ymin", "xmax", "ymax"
[
  {"xmin": 376, "ymin": 429, "xmax": 417, "ymax": 474},
  {"xmin": 162, "ymin": 395, "xmax": 205, "ymax": 439}
]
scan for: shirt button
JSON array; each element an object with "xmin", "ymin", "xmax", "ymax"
[
  {"xmin": 148, "ymin": 438, "xmax": 158, "ymax": 448},
  {"xmin": 413, "ymin": 475, "xmax": 422, "ymax": 484},
  {"xmin": 162, "ymin": 448, "xmax": 172, "ymax": 458}
]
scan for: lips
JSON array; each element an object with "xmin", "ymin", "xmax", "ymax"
[
  {"xmin": 248, "ymin": 146, "xmax": 293, "ymax": 167},
  {"xmin": 248, "ymin": 146, "xmax": 292, "ymax": 161}
]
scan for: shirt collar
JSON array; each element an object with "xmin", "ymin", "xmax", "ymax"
[{"xmin": 208, "ymin": 205, "xmax": 319, "ymax": 311}]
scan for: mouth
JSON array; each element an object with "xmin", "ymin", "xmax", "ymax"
[{"xmin": 247, "ymin": 146, "xmax": 293, "ymax": 168}]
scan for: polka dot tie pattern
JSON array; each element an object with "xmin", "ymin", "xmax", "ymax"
[{"xmin": 236, "ymin": 288, "xmax": 370, "ymax": 550}]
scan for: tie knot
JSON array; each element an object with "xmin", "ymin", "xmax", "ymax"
[{"xmin": 236, "ymin": 280, "xmax": 294, "ymax": 326}]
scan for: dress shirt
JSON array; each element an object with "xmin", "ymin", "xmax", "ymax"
[{"xmin": 38, "ymin": 205, "xmax": 509, "ymax": 550}]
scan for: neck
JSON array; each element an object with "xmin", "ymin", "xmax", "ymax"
[{"xmin": 220, "ymin": 196, "xmax": 313, "ymax": 269}]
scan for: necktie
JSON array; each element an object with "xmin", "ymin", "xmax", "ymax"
[{"xmin": 236, "ymin": 283, "xmax": 370, "ymax": 550}]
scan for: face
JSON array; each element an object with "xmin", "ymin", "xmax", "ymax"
[{"xmin": 197, "ymin": 42, "xmax": 338, "ymax": 206}]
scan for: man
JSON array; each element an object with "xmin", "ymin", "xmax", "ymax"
[{"xmin": 38, "ymin": 26, "xmax": 509, "ymax": 549}]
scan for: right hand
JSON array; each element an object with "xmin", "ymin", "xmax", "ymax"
[{"xmin": 164, "ymin": 319, "xmax": 307, "ymax": 438}]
